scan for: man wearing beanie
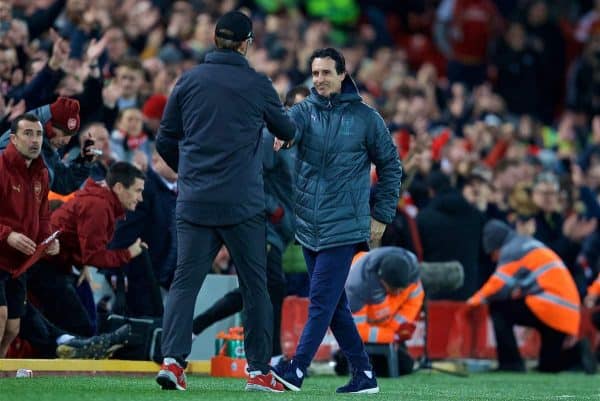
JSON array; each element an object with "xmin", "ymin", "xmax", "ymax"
[
  {"xmin": 0, "ymin": 97, "xmax": 99, "ymax": 195},
  {"xmin": 468, "ymin": 219, "xmax": 597, "ymax": 374},
  {"xmin": 333, "ymin": 247, "xmax": 423, "ymax": 377},
  {"xmin": 155, "ymin": 10, "xmax": 295, "ymax": 392}
]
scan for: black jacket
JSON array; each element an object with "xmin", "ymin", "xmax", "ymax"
[
  {"xmin": 156, "ymin": 49, "xmax": 296, "ymax": 225},
  {"xmin": 417, "ymin": 189, "xmax": 484, "ymax": 300}
]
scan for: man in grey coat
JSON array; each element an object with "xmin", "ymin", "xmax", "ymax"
[{"xmin": 272, "ymin": 48, "xmax": 402, "ymax": 393}]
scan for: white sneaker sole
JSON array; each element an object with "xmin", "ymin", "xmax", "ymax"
[
  {"xmin": 156, "ymin": 370, "xmax": 186, "ymax": 391},
  {"xmin": 270, "ymin": 369, "xmax": 301, "ymax": 392},
  {"xmin": 349, "ymin": 386, "xmax": 380, "ymax": 394},
  {"xmin": 245, "ymin": 383, "xmax": 284, "ymax": 392}
]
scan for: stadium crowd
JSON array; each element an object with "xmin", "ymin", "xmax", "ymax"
[{"xmin": 0, "ymin": 0, "xmax": 599, "ymax": 381}]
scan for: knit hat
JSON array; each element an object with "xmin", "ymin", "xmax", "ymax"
[
  {"xmin": 215, "ymin": 11, "xmax": 253, "ymax": 42},
  {"xmin": 142, "ymin": 94, "xmax": 167, "ymax": 120},
  {"xmin": 49, "ymin": 96, "xmax": 80, "ymax": 135},
  {"xmin": 377, "ymin": 253, "xmax": 411, "ymax": 289},
  {"xmin": 482, "ymin": 219, "xmax": 513, "ymax": 254}
]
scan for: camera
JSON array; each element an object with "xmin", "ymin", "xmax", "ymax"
[{"xmin": 83, "ymin": 139, "xmax": 102, "ymax": 162}]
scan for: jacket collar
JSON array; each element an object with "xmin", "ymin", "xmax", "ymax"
[
  {"xmin": 3, "ymin": 141, "xmax": 46, "ymax": 174},
  {"xmin": 308, "ymin": 74, "xmax": 362, "ymax": 109},
  {"xmin": 204, "ymin": 49, "xmax": 249, "ymax": 67}
]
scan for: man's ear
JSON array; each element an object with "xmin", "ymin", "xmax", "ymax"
[
  {"xmin": 112, "ymin": 181, "xmax": 124, "ymax": 195},
  {"xmin": 9, "ymin": 133, "xmax": 16, "ymax": 145}
]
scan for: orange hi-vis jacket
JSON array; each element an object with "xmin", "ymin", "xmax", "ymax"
[
  {"xmin": 346, "ymin": 247, "xmax": 424, "ymax": 343},
  {"xmin": 468, "ymin": 235, "xmax": 581, "ymax": 336},
  {"xmin": 588, "ymin": 273, "xmax": 600, "ymax": 297}
]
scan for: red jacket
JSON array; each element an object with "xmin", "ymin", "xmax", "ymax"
[
  {"xmin": 0, "ymin": 142, "xmax": 51, "ymax": 274},
  {"xmin": 50, "ymin": 179, "xmax": 131, "ymax": 271}
]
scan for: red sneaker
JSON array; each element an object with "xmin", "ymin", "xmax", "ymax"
[
  {"xmin": 245, "ymin": 372, "xmax": 285, "ymax": 392},
  {"xmin": 156, "ymin": 361, "xmax": 187, "ymax": 391}
]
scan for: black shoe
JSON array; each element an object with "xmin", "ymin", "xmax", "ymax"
[
  {"xmin": 580, "ymin": 338, "xmax": 598, "ymax": 375},
  {"xmin": 57, "ymin": 324, "xmax": 131, "ymax": 359}
]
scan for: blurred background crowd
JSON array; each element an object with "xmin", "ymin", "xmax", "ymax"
[{"xmin": 1, "ymin": 0, "xmax": 600, "ymax": 360}]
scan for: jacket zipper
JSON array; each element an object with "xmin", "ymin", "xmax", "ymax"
[{"xmin": 314, "ymin": 101, "xmax": 334, "ymax": 245}]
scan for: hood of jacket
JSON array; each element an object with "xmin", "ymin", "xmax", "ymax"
[
  {"xmin": 307, "ymin": 74, "xmax": 362, "ymax": 109},
  {"xmin": 76, "ymin": 178, "xmax": 125, "ymax": 220}
]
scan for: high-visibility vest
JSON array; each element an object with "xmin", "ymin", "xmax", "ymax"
[
  {"xmin": 350, "ymin": 252, "xmax": 424, "ymax": 343},
  {"xmin": 469, "ymin": 246, "xmax": 580, "ymax": 336},
  {"xmin": 588, "ymin": 273, "xmax": 600, "ymax": 297}
]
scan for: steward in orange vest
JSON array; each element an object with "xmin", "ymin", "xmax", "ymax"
[
  {"xmin": 334, "ymin": 246, "xmax": 423, "ymax": 377},
  {"xmin": 468, "ymin": 219, "xmax": 596, "ymax": 374},
  {"xmin": 585, "ymin": 273, "xmax": 600, "ymax": 339}
]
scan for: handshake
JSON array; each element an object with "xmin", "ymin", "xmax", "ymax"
[{"xmin": 273, "ymin": 138, "xmax": 294, "ymax": 151}]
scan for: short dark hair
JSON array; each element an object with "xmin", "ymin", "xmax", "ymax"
[
  {"xmin": 117, "ymin": 58, "xmax": 144, "ymax": 73},
  {"xmin": 106, "ymin": 161, "xmax": 145, "ymax": 189},
  {"xmin": 309, "ymin": 48, "xmax": 346, "ymax": 74},
  {"xmin": 10, "ymin": 113, "xmax": 41, "ymax": 135},
  {"xmin": 284, "ymin": 85, "xmax": 310, "ymax": 107},
  {"xmin": 214, "ymin": 36, "xmax": 243, "ymax": 51}
]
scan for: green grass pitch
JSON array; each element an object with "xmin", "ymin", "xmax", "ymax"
[{"xmin": 2, "ymin": 372, "xmax": 599, "ymax": 401}]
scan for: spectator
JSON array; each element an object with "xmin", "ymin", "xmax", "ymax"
[{"xmin": 417, "ymin": 170, "xmax": 484, "ymax": 300}]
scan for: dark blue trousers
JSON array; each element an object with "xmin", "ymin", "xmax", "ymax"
[{"xmin": 294, "ymin": 244, "xmax": 372, "ymax": 372}]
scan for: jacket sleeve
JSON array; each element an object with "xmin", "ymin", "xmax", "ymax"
[
  {"xmin": 46, "ymin": 149, "xmax": 91, "ymax": 195},
  {"xmin": 36, "ymin": 177, "xmax": 52, "ymax": 242},
  {"xmin": 396, "ymin": 281, "xmax": 424, "ymax": 324},
  {"xmin": 467, "ymin": 260, "xmax": 520, "ymax": 305},
  {"xmin": 260, "ymin": 75, "xmax": 296, "ymax": 141},
  {"xmin": 366, "ymin": 112, "xmax": 402, "ymax": 224},
  {"xmin": 588, "ymin": 273, "xmax": 600, "ymax": 297},
  {"xmin": 0, "ymin": 175, "xmax": 10, "ymax": 241},
  {"xmin": 287, "ymin": 103, "xmax": 308, "ymax": 145},
  {"xmin": 77, "ymin": 203, "xmax": 131, "ymax": 268},
  {"xmin": 156, "ymin": 78, "xmax": 184, "ymax": 172}
]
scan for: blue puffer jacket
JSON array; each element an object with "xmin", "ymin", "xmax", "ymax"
[{"xmin": 288, "ymin": 76, "xmax": 402, "ymax": 251}]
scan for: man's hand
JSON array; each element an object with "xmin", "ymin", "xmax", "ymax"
[
  {"xmin": 48, "ymin": 29, "xmax": 70, "ymax": 71},
  {"xmin": 45, "ymin": 239, "xmax": 60, "ymax": 256},
  {"xmin": 128, "ymin": 237, "xmax": 148, "ymax": 258},
  {"xmin": 7, "ymin": 232, "xmax": 36, "ymax": 256},
  {"xmin": 584, "ymin": 294, "xmax": 598, "ymax": 309},
  {"xmin": 80, "ymin": 132, "xmax": 100, "ymax": 163},
  {"xmin": 273, "ymin": 138, "xmax": 293, "ymax": 151},
  {"xmin": 369, "ymin": 218, "xmax": 386, "ymax": 248}
]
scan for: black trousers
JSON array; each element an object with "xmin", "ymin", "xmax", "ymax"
[
  {"xmin": 192, "ymin": 244, "xmax": 285, "ymax": 356},
  {"xmin": 27, "ymin": 263, "xmax": 94, "ymax": 337},
  {"xmin": 19, "ymin": 303, "xmax": 66, "ymax": 358},
  {"xmin": 489, "ymin": 299, "xmax": 580, "ymax": 372},
  {"xmin": 161, "ymin": 213, "xmax": 273, "ymax": 373}
]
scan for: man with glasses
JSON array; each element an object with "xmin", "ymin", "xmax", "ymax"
[{"xmin": 155, "ymin": 10, "xmax": 296, "ymax": 392}]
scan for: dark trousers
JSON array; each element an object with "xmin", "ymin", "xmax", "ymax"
[
  {"xmin": 27, "ymin": 263, "xmax": 94, "ymax": 337},
  {"xmin": 192, "ymin": 244, "xmax": 285, "ymax": 356},
  {"xmin": 19, "ymin": 303, "xmax": 66, "ymax": 358},
  {"xmin": 294, "ymin": 244, "xmax": 372, "ymax": 372},
  {"xmin": 161, "ymin": 213, "xmax": 273, "ymax": 373},
  {"xmin": 490, "ymin": 299, "xmax": 580, "ymax": 372}
]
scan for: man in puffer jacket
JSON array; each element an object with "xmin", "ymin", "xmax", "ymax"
[{"xmin": 272, "ymin": 48, "xmax": 402, "ymax": 394}]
